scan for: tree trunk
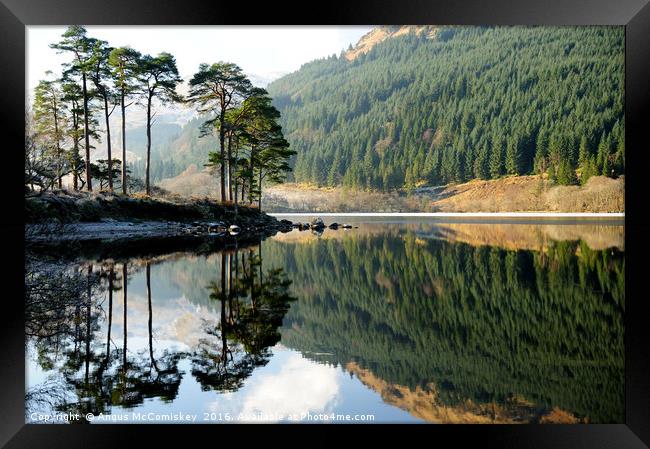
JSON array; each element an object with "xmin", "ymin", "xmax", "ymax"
[
  {"xmin": 258, "ymin": 241, "xmax": 263, "ymax": 290},
  {"xmin": 52, "ymin": 97, "xmax": 62, "ymax": 189},
  {"xmin": 72, "ymin": 147, "xmax": 78, "ymax": 191},
  {"xmin": 146, "ymin": 262, "xmax": 158, "ymax": 371},
  {"xmin": 219, "ymin": 110, "xmax": 226, "ymax": 202},
  {"xmin": 121, "ymin": 87, "xmax": 127, "ymax": 195},
  {"xmin": 145, "ymin": 92, "xmax": 152, "ymax": 196},
  {"xmin": 220, "ymin": 253, "xmax": 228, "ymax": 367},
  {"xmin": 122, "ymin": 262, "xmax": 128, "ymax": 368},
  {"xmin": 233, "ymin": 137, "xmax": 238, "ymax": 215},
  {"xmin": 249, "ymin": 146, "xmax": 255, "ymax": 205},
  {"xmin": 82, "ymin": 73, "xmax": 92, "ymax": 192},
  {"xmin": 258, "ymin": 169, "xmax": 262, "ymax": 211},
  {"xmin": 72, "ymin": 102, "xmax": 79, "ymax": 191},
  {"xmin": 85, "ymin": 265, "xmax": 92, "ymax": 384},
  {"xmin": 107, "ymin": 266, "xmax": 113, "ymax": 360},
  {"xmin": 227, "ymin": 133, "xmax": 233, "ymax": 202},
  {"xmin": 250, "ymin": 249, "xmax": 256, "ymax": 312},
  {"xmin": 104, "ymin": 94, "xmax": 113, "ymax": 192}
]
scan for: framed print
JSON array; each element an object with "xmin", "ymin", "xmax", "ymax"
[{"xmin": 2, "ymin": 0, "xmax": 649, "ymax": 447}]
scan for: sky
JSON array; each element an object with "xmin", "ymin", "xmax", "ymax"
[{"xmin": 26, "ymin": 26, "xmax": 373, "ymax": 92}]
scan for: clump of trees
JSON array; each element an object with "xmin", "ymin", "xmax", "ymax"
[
  {"xmin": 187, "ymin": 65, "xmax": 295, "ymax": 209},
  {"xmin": 27, "ymin": 26, "xmax": 294, "ymax": 210}
]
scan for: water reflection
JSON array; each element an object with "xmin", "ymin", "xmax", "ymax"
[
  {"xmin": 273, "ymin": 220, "xmax": 624, "ymax": 423},
  {"xmin": 25, "ymin": 221, "xmax": 624, "ymax": 423},
  {"xmin": 25, "ymin": 245, "xmax": 295, "ymax": 423},
  {"xmin": 191, "ymin": 248, "xmax": 296, "ymax": 392}
]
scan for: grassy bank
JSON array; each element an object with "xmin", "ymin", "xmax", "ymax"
[
  {"xmin": 25, "ymin": 190, "xmax": 277, "ymax": 226},
  {"xmin": 262, "ymin": 175, "xmax": 624, "ymax": 213}
]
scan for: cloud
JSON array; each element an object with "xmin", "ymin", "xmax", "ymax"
[{"xmin": 208, "ymin": 351, "xmax": 341, "ymax": 422}]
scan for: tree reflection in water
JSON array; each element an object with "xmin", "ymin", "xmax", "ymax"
[
  {"xmin": 25, "ymin": 245, "xmax": 295, "ymax": 421},
  {"xmin": 191, "ymin": 245, "xmax": 296, "ymax": 391}
]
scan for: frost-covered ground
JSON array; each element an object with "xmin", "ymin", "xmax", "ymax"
[{"xmin": 25, "ymin": 220, "xmax": 189, "ymax": 242}]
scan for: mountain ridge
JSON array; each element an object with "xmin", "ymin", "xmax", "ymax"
[{"xmin": 343, "ymin": 25, "xmax": 439, "ymax": 61}]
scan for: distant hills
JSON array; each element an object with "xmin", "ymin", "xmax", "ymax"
[{"xmin": 266, "ymin": 25, "xmax": 625, "ymax": 190}]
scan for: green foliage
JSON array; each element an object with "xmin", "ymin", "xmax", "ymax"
[
  {"xmin": 267, "ymin": 26, "xmax": 625, "ymax": 190},
  {"xmin": 32, "ymin": 75, "xmax": 69, "ymax": 188},
  {"xmin": 89, "ymin": 159, "xmax": 125, "ymax": 190},
  {"xmin": 108, "ymin": 47, "xmax": 142, "ymax": 94},
  {"xmin": 556, "ymin": 159, "xmax": 578, "ymax": 185},
  {"xmin": 187, "ymin": 62, "xmax": 254, "ymax": 201}
]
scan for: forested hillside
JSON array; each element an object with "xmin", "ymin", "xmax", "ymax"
[
  {"xmin": 130, "ymin": 117, "xmax": 217, "ymax": 182},
  {"xmin": 267, "ymin": 26, "xmax": 625, "ymax": 190}
]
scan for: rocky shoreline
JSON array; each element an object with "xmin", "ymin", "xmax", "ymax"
[
  {"xmin": 24, "ymin": 216, "xmax": 357, "ymax": 261},
  {"xmin": 24, "ymin": 218, "xmax": 290, "ymax": 262},
  {"xmin": 25, "ymin": 218, "xmax": 293, "ymax": 243},
  {"xmin": 24, "ymin": 215, "xmax": 359, "ymax": 243}
]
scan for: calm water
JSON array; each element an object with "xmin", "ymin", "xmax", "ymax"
[{"xmin": 25, "ymin": 218, "xmax": 625, "ymax": 424}]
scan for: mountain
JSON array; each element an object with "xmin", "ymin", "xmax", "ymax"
[{"xmin": 266, "ymin": 25, "xmax": 625, "ymax": 190}]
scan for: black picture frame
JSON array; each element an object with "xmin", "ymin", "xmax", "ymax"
[{"xmin": 1, "ymin": 0, "xmax": 648, "ymax": 447}]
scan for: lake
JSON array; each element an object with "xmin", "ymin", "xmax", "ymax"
[{"xmin": 25, "ymin": 217, "xmax": 625, "ymax": 424}]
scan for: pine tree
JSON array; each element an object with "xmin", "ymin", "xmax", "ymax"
[
  {"xmin": 50, "ymin": 25, "xmax": 96, "ymax": 191},
  {"xmin": 266, "ymin": 26, "xmax": 624, "ymax": 190},
  {"xmin": 187, "ymin": 62, "xmax": 253, "ymax": 202},
  {"xmin": 556, "ymin": 159, "xmax": 577, "ymax": 185},
  {"xmin": 475, "ymin": 144, "xmax": 490, "ymax": 180},
  {"xmin": 139, "ymin": 52, "xmax": 183, "ymax": 195},
  {"xmin": 109, "ymin": 46, "xmax": 141, "ymax": 194},
  {"xmin": 32, "ymin": 74, "xmax": 67, "ymax": 189},
  {"xmin": 87, "ymin": 38, "xmax": 118, "ymax": 191},
  {"xmin": 505, "ymin": 136, "xmax": 521, "ymax": 175},
  {"xmin": 489, "ymin": 135, "xmax": 504, "ymax": 178}
]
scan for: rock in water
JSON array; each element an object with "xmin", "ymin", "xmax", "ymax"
[
  {"xmin": 342, "ymin": 224, "xmax": 353, "ymax": 229},
  {"xmin": 329, "ymin": 222, "xmax": 339, "ymax": 229},
  {"xmin": 310, "ymin": 217, "xmax": 325, "ymax": 229},
  {"xmin": 208, "ymin": 222, "xmax": 225, "ymax": 233},
  {"xmin": 229, "ymin": 224, "xmax": 241, "ymax": 235}
]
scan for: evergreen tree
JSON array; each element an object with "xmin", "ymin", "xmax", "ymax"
[
  {"xmin": 188, "ymin": 62, "xmax": 253, "ymax": 202},
  {"xmin": 109, "ymin": 46, "xmax": 141, "ymax": 194},
  {"xmin": 32, "ymin": 74, "xmax": 67, "ymax": 189},
  {"xmin": 139, "ymin": 52, "xmax": 183, "ymax": 195},
  {"xmin": 489, "ymin": 135, "xmax": 504, "ymax": 178},
  {"xmin": 88, "ymin": 38, "xmax": 117, "ymax": 191},
  {"xmin": 505, "ymin": 135, "xmax": 521, "ymax": 175},
  {"xmin": 50, "ymin": 26, "xmax": 97, "ymax": 191}
]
